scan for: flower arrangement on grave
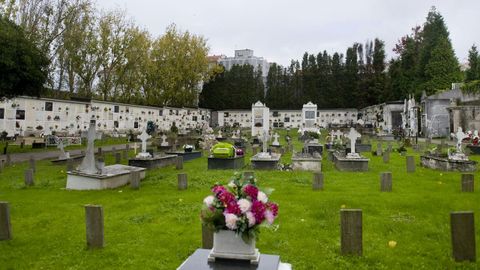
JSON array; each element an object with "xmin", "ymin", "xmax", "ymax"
[{"xmin": 201, "ymin": 173, "xmax": 279, "ymax": 243}]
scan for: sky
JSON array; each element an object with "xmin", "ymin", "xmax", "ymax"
[{"xmin": 97, "ymin": 0, "xmax": 480, "ymax": 66}]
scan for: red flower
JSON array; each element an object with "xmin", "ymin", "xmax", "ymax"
[
  {"xmin": 226, "ymin": 202, "xmax": 241, "ymax": 215},
  {"xmin": 212, "ymin": 185, "xmax": 226, "ymax": 195},
  {"xmin": 243, "ymin": 184, "xmax": 258, "ymax": 199},
  {"xmin": 251, "ymin": 200, "xmax": 266, "ymax": 224}
]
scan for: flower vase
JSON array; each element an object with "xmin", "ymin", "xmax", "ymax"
[{"xmin": 207, "ymin": 230, "xmax": 260, "ymax": 264}]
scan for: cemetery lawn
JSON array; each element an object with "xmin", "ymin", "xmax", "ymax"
[
  {"xmin": 0, "ymin": 132, "xmax": 479, "ymax": 269},
  {"xmin": 0, "ymin": 137, "xmax": 129, "ymax": 154}
]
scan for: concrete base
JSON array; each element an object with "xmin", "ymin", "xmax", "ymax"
[
  {"xmin": 420, "ymin": 155, "xmax": 477, "ymax": 172},
  {"xmin": 333, "ymin": 152, "xmax": 369, "ymax": 171},
  {"xmin": 208, "ymin": 156, "xmax": 245, "ymax": 170},
  {"xmin": 128, "ymin": 155, "xmax": 177, "ymax": 169},
  {"xmin": 166, "ymin": 151, "xmax": 202, "ymax": 161},
  {"xmin": 291, "ymin": 157, "xmax": 322, "ymax": 171},
  {"xmin": 355, "ymin": 144, "xmax": 372, "ymax": 153},
  {"xmin": 251, "ymin": 153, "xmax": 281, "ymax": 170},
  {"xmin": 66, "ymin": 164, "xmax": 146, "ymax": 190}
]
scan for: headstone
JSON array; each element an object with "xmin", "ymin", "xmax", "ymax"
[
  {"xmin": 380, "ymin": 172, "xmax": 392, "ymax": 192},
  {"xmin": 461, "ymin": 174, "xmax": 474, "ymax": 192},
  {"xmin": 346, "ymin": 128, "xmax": 361, "ymax": 157},
  {"xmin": 136, "ymin": 129, "xmax": 152, "ymax": 158},
  {"xmin": 160, "ymin": 134, "xmax": 169, "ymax": 147},
  {"xmin": 85, "ymin": 205, "xmax": 104, "ymax": 248},
  {"xmin": 202, "ymin": 224, "xmax": 213, "ymax": 249},
  {"xmin": 176, "ymin": 156, "xmax": 183, "ymax": 170},
  {"xmin": 340, "ymin": 209, "xmax": 362, "ymax": 256},
  {"xmin": 29, "ymin": 156, "xmax": 36, "ymax": 173},
  {"xmin": 376, "ymin": 143, "xmax": 382, "ymax": 156},
  {"xmin": 78, "ymin": 124, "xmax": 100, "ymax": 175},
  {"xmin": 178, "ymin": 173, "xmax": 187, "ymax": 190},
  {"xmin": 24, "ymin": 169, "xmax": 34, "ymax": 186},
  {"xmin": 130, "ymin": 171, "xmax": 140, "ymax": 190},
  {"xmin": 272, "ymin": 133, "xmax": 280, "ymax": 146},
  {"xmin": 312, "ymin": 172, "xmax": 324, "ymax": 190},
  {"xmin": 406, "ymin": 156, "xmax": 415, "ymax": 173},
  {"xmin": 0, "ymin": 202, "xmax": 12, "ymax": 240},
  {"xmin": 383, "ymin": 151, "xmax": 389, "ymax": 163},
  {"xmin": 450, "ymin": 211, "xmax": 476, "ymax": 262},
  {"xmin": 66, "ymin": 159, "xmax": 74, "ymax": 172},
  {"xmin": 243, "ymin": 171, "xmax": 255, "ymax": 180},
  {"xmin": 115, "ymin": 152, "xmax": 121, "ymax": 164},
  {"xmin": 57, "ymin": 139, "xmax": 70, "ymax": 159}
]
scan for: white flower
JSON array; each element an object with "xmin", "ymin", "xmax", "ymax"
[
  {"xmin": 246, "ymin": 211, "xmax": 256, "ymax": 227},
  {"xmin": 265, "ymin": 210, "xmax": 275, "ymax": 225},
  {"xmin": 257, "ymin": 191, "xmax": 268, "ymax": 203},
  {"xmin": 228, "ymin": 181, "xmax": 236, "ymax": 188},
  {"xmin": 237, "ymin": 199, "xmax": 252, "ymax": 213},
  {"xmin": 224, "ymin": 213, "xmax": 239, "ymax": 230},
  {"xmin": 203, "ymin": 195, "xmax": 215, "ymax": 207}
]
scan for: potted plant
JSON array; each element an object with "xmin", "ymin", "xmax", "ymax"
[{"xmin": 200, "ymin": 173, "xmax": 279, "ymax": 264}]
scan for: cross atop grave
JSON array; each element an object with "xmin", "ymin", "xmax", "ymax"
[
  {"xmin": 160, "ymin": 134, "xmax": 169, "ymax": 146},
  {"xmin": 346, "ymin": 127, "xmax": 361, "ymax": 157},
  {"xmin": 136, "ymin": 129, "xmax": 151, "ymax": 158},
  {"xmin": 272, "ymin": 132, "xmax": 280, "ymax": 146},
  {"xmin": 453, "ymin": 127, "xmax": 468, "ymax": 153}
]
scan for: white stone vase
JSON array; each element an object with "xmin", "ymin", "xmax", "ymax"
[{"xmin": 207, "ymin": 229, "xmax": 260, "ymax": 264}]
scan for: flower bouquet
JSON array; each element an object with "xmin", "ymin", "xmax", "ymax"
[{"xmin": 201, "ymin": 173, "xmax": 278, "ymax": 263}]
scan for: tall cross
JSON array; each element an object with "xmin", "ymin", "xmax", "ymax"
[
  {"xmin": 137, "ymin": 129, "xmax": 151, "ymax": 154},
  {"xmin": 454, "ymin": 127, "xmax": 468, "ymax": 153},
  {"xmin": 346, "ymin": 127, "xmax": 361, "ymax": 154}
]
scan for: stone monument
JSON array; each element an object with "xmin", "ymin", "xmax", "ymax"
[
  {"xmin": 251, "ymin": 101, "xmax": 270, "ymax": 137},
  {"xmin": 271, "ymin": 132, "xmax": 280, "ymax": 146},
  {"xmin": 160, "ymin": 134, "xmax": 169, "ymax": 147},
  {"xmin": 346, "ymin": 128, "xmax": 362, "ymax": 159},
  {"xmin": 136, "ymin": 129, "xmax": 152, "ymax": 158}
]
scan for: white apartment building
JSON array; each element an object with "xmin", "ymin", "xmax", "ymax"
[{"xmin": 218, "ymin": 49, "xmax": 270, "ymax": 77}]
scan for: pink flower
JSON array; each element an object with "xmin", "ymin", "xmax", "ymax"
[
  {"xmin": 243, "ymin": 184, "xmax": 258, "ymax": 199},
  {"xmin": 203, "ymin": 195, "xmax": 215, "ymax": 207},
  {"xmin": 226, "ymin": 201, "xmax": 241, "ymax": 215},
  {"xmin": 265, "ymin": 210, "xmax": 275, "ymax": 224},
  {"xmin": 237, "ymin": 199, "xmax": 252, "ymax": 213},
  {"xmin": 224, "ymin": 213, "xmax": 239, "ymax": 230},
  {"xmin": 246, "ymin": 211, "xmax": 256, "ymax": 227},
  {"xmin": 257, "ymin": 191, "xmax": 268, "ymax": 203},
  {"xmin": 266, "ymin": 202, "xmax": 279, "ymax": 217},
  {"xmin": 218, "ymin": 191, "xmax": 236, "ymax": 205},
  {"xmin": 212, "ymin": 185, "xmax": 226, "ymax": 195},
  {"xmin": 251, "ymin": 200, "xmax": 265, "ymax": 224}
]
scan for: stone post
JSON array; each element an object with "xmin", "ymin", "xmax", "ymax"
[
  {"xmin": 340, "ymin": 209, "xmax": 362, "ymax": 256},
  {"xmin": 406, "ymin": 156, "xmax": 415, "ymax": 173},
  {"xmin": 202, "ymin": 224, "xmax": 213, "ymax": 249},
  {"xmin": 85, "ymin": 205, "xmax": 104, "ymax": 248},
  {"xmin": 6, "ymin": 153, "xmax": 11, "ymax": 166},
  {"xmin": 450, "ymin": 211, "xmax": 476, "ymax": 262},
  {"xmin": 24, "ymin": 169, "xmax": 34, "ymax": 186},
  {"xmin": 176, "ymin": 156, "xmax": 183, "ymax": 170},
  {"xmin": 376, "ymin": 143, "xmax": 382, "ymax": 156},
  {"xmin": 312, "ymin": 172, "xmax": 324, "ymax": 190},
  {"xmin": 29, "ymin": 156, "xmax": 36, "ymax": 173},
  {"xmin": 130, "ymin": 171, "xmax": 140, "ymax": 190},
  {"xmin": 461, "ymin": 174, "xmax": 474, "ymax": 192},
  {"xmin": 382, "ymin": 151, "xmax": 389, "ymax": 164},
  {"xmin": 380, "ymin": 172, "xmax": 392, "ymax": 192},
  {"xmin": 0, "ymin": 202, "xmax": 12, "ymax": 240},
  {"xmin": 178, "ymin": 173, "xmax": 187, "ymax": 190}
]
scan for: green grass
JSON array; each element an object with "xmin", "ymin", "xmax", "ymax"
[
  {"xmin": 0, "ymin": 137, "xmax": 129, "ymax": 154},
  {"xmin": 0, "ymin": 130, "xmax": 479, "ymax": 269}
]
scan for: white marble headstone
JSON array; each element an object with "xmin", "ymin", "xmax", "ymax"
[
  {"xmin": 272, "ymin": 132, "xmax": 280, "ymax": 146},
  {"xmin": 346, "ymin": 127, "xmax": 361, "ymax": 158},
  {"xmin": 136, "ymin": 129, "xmax": 152, "ymax": 158}
]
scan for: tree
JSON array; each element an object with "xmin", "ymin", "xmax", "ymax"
[
  {"xmin": 465, "ymin": 45, "xmax": 480, "ymax": 82},
  {"xmin": 0, "ymin": 15, "xmax": 49, "ymax": 98}
]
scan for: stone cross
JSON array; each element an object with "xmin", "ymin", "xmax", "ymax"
[
  {"xmin": 138, "ymin": 129, "xmax": 151, "ymax": 154},
  {"xmin": 160, "ymin": 134, "xmax": 169, "ymax": 146},
  {"xmin": 272, "ymin": 133, "xmax": 280, "ymax": 146},
  {"xmin": 77, "ymin": 124, "xmax": 99, "ymax": 174},
  {"xmin": 217, "ymin": 130, "xmax": 222, "ymax": 138},
  {"xmin": 346, "ymin": 128, "xmax": 361, "ymax": 154},
  {"xmin": 453, "ymin": 127, "xmax": 468, "ymax": 153}
]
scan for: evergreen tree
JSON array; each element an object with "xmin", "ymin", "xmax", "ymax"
[{"xmin": 465, "ymin": 45, "xmax": 480, "ymax": 82}]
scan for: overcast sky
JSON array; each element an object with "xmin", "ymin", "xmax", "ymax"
[{"xmin": 98, "ymin": 0, "xmax": 479, "ymax": 66}]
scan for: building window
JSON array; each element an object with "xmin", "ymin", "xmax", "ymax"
[
  {"xmin": 114, "ymin": 121, "xmax": 119, "ymax": 128},
  {"xmin": 159, "ymin": 110, "xmax": 163, "ymax": 116},
  {"xmin": 134, "ymin": 122, "xmax": 139, "ymax": 128},
  {"xmin": 16, "ymin": 110, "xmax": 25, "ymax": 120},
  {"xmin": 114, "ymin": 106, "xmax": 119, "ymax": 113},
  {"xmin": 273, "ymin": 111, "xmax": 279, "ymax": 117},
  {"xmin": 0, "ymin": 108, "xmax": 4, "ymax": 119},
  {"xmin": 192, "ymin": 116, "xmax": 198, "ymax": 121},
  {"xmin": 284, "ymin": 117, "xmax": 290, "ymax": 122},
  {"xmin": 45, "ymin": 102, "xmax": 53, "ymax": 111},
  {"xmin": 224, "ymin": 112, "xmax": 229, "ymax": 117}
]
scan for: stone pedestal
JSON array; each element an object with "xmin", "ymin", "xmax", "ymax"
[
  {"xmin": 333, "ymin": 152, "xmax": 369, "ymax": 172},
  {"xmin": 208, "ymin": 156, "xmax": 245, "ymax": 170},
  {"xmin": 251, "ymin": 153, "xmax": 281, "ymax": 170},
  {"xmin": 66, "ymin": 165, "xmax": 146, "ymax": 190},
  {"xmin": 128, "ymin": 155, "xmax": 177, "ymax": 169}
]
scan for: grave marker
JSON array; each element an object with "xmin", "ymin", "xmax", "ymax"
[
  {"xmin": 24, "ymin": 169, "xmax": 34, "ymax": 186},
  {"xmin": 450, "ymin": 211, "xmax": 476, "ymax": 262},
  {"xmin": 383, "ymin": 151, "xmax": 389, "ymax": 163},
  {"xmin": 85, "ymin": 205, "xmax": 104, "ymax": 248},
  {"xmin": 312, "ymin": 172, "xmax": 324, "ymax": 190},
  {"xmin": 6, "ymin": 153, "xmax": 11, "ymax": 166},
  {"xmin": 380, "ymin": 172, "xmax": 392, "ymax": 192},
  {"xmin": 461, "ymin": 174, "xmax": 474, "ymax": 192},
  {"xmin": 115, "ymin": 152, "xmax": 122, "ymax": 164},
  {"xmin": 176, "ymin": 156, "xmax": 183, "ymax": 170},
  {"xmin": 340, "ymin": 209, "xmax": 362, "ymax": 256},
  {"xmin": 406, "ymin": 156, "xmax": 415, "ymax": 173},
  {"xmin": 130, "ymin": 171, "xmax": 140, "ymax": 190},
  {"xmin": 376, "ymin": 143, "xmax": 382, "ymax": 156},
  {"xmin": 29, "ymin": 156, "xmax": 36, "ymax": 173},
  {"xmin": 178, "ymin": 173, "xmax": 188, "ymax": 190},
  {"xmin": 0, "ymin": 202, "xmax": 12, "ymax": 240}
]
